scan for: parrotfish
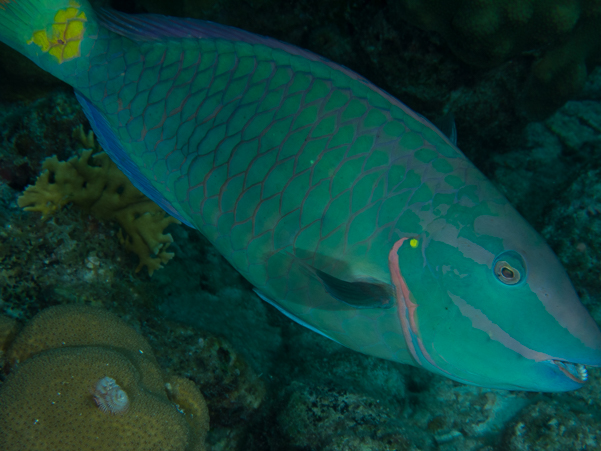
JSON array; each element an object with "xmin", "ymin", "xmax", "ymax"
[{"xmin": 2, "ymin": 0, "xmax": 600, "ymax": 391}]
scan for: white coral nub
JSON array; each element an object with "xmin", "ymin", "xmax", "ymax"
[{"xmin": 93, "ymin": 376, "xmax": 130, "ymax": 415}]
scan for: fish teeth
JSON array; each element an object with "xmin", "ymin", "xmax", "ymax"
[
  {"xmin": 551, "ymin": 360, "xmax": 589, "ymax": 383},
  {"xmin": 577, "ymin": 364, "xmax": 588, "ymax": 381}
]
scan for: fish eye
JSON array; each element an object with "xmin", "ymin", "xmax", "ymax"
[
  {"xmin": 493, "ymin": 251, "xmax": 526, "ymax": 286},
  {"xmin": 495, "ymin": 260, "xmax": 520, "ymax": 284}
]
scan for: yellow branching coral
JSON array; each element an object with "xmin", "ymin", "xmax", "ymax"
[{"xmin": 17, "ymin": 134, "xmax": 180, "ymax": 275}]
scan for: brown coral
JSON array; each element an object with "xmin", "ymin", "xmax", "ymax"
[
  {"xmin": 17, "ymin": 144, "xmax": 180, "ymax": 275},
  {"xmin": 7, "ymin": 303, "xmax": 155, "ymax": 366},
  {"xmin": 391, "ymin": 0, "xmax": 601, "ymax": 117},
  {"xmin": 166, "ymin": 376, "xmax": 211, "ymax": 446},
  {"xmin": 0, "ymin": 305, "xmax": 209, "ymax": 451}
]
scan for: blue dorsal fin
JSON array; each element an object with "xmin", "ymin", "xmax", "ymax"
[
  {"xmin": 96, "ymin": 8, "xmax": 329, "ymax": 63},
  {"xmin": 74, "ymin": 91, "xmax": 192, "ymax": 227}
]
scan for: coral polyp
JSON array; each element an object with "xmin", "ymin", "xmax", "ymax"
[{"xmin": 92, "ymin": 376, "xmax": 130, "ymax": 415}]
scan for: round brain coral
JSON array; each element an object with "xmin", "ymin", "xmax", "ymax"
[
  {"xmin": 0, "ymin": 305, "xmax": 209, "ymax": 451},
  {"xmin": 166, "ymin": 376, "xmax": 211, "ymax": 445},
  {"xmin": 7, "ymin": 304, "xmax": 155, "ymax": 365}
]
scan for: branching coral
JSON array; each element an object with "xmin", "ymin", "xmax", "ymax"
[
  {"xmin": 17, "ymin": 130, "xmax": 180, "ymax": 275},
  {"xmin": 0, "ymin": 305, "xmax": 209, "ymax": 451},
  {"xmin": 391, "ymin": 0, "xmax": 601, "ymax": 117}
]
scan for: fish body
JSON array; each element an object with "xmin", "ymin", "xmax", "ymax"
[{"xmin": 2, "ymin": 0, "xmax": 600, "ymax": 391}]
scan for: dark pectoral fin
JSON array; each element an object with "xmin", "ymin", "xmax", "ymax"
[
  {"xmin": 314, "ymin": 269, "xmax": 394, "ymax": 309},
  {"xmin": 281, "ymin": 250, "xmax": 395, "ymax": 310},
  {"xmin": 434, "ymin": 112, "xmax": 457, "ymax": 146}
]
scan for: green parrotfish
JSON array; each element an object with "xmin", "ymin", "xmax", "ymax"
[{"xmin": 1, "ymin": 0, "xmax": 599, "ymax": 391}]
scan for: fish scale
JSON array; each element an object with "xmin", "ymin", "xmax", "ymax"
[
  {"xmin": 2, "ymin": 0, "xmax": 601, "ymax": 391},
  {"xmin": 74, "ymin": 23, "xmax": 477, "ymax": 357},
  {"xmin": 76, "ymin": 26, "xmax": 601, "ymax": 355}
]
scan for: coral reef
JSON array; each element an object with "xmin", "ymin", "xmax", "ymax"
[
  {"xmin": 18, "ymin": 145, "xmax": 180, "ymax": 275},
  {"xmin": 0, "ymin": 315, "xmax": 18, "ymax": 371},
  {"xmin": 166, "ymin": 376, "xmax": 212, "ymax": 444},
  {"xmin": 274, "ymin": 381, "xmax": 412, "ymax": 451},
  {"xmin": 0, "ymin": 315, "xmax": 17, "ymax": 353},
  {"xmin": 141, "ymin": 315, "xmax": 267, "ymax": 450},
  {"xmin": 6, "ymin": 304, "xmax": 156, "ymax": 365},
  {"xmin": 0, "ymin": 192, "xmax": 149, "ymax": 318},
  {"xmin": 490, "ymin": 97, "xmax": 601, "ymax": 229},
  {"xmin": 172, "ymin": 333, "xmax": 265, "ymax": 427},
  {"xmin": 0, "ymin": 91, "xmax": 84, "ymax": 191},
  {"xmin": 0, "ymin": 305, "xmax": 209, "ymax": 451},
  {"xmin": 542, "ymin": 169, "xmax": 601, "ymax": 321},
  {"xmin": 1, "ymin": 348, "xmax": 197, "ymax": 450},
  {"xmin": 388, "ymin": 0, "xmax": 601, "ymax": 117},
  {"xmin": 500, "ymin": 401, "xmax": 600, "ymax": 450}
]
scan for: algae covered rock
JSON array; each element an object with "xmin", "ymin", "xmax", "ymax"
[
  {"xmin": 389, "ymin": 0, "xmax": 601, "ymax": 117},
  {"xmin": 145, "ymin": 318, "xmax": 267, "ymax": 442},
  {"xmin": 542, "ymin": 168, "xmax": 601, "ymax": 317},
  {"xmin": 274, "ymin": 381, "xmax": 412, "ymax": 451},
  {"xmin": 500, "ymin": 401, "xmax": 600, "ymax": 450}
]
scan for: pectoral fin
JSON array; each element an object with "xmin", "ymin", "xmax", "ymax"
[
  {"xmin": 434, "ymin": 111, "xmax": 457, "ymax": 145},
  {"xmin": 269, "ymin": 250, "xmax": 395, "ymax": 310},
  {"xmin": 312, "ymin": 268, "xmax": 394, "ymax": 309}
]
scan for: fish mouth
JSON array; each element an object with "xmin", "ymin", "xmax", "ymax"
[{"xmin": 551, "ymin": 360, "xmax": 589, "ymax": 384}]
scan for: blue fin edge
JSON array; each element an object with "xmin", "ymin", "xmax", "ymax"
[
  {"xmin": 254, "ymin": 289, "xmax": 341, "ymax": 345},
  {"xmin": 74, "ymin": 91, "xmax": 193, "ymax": 227}
]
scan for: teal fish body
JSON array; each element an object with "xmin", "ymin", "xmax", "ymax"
[{"xmin": 1, "ymin": 0, "xmax": 600, "ymax": 391}]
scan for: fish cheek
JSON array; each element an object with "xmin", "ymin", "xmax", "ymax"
[
  {"xmin": 394, "ymin": 238, "xmax": 526, "ymax": 385},
  {"xmin": 415, "ymin": 243, "xmax": 504, "ymax": 376},
  {"xmin": 392, "ymin": 236, "xmax": 455, "ymax": 369}
]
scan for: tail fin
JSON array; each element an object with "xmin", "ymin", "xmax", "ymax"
[{"xmin": 0, "ymin": 0, "xmax": 96, "ymax": 79}]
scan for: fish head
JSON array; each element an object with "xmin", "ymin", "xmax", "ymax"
[{"xmin": 390, "ymin": 204, "xmax": 601, "ymax": 391}]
